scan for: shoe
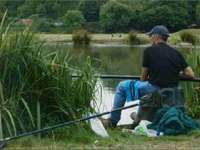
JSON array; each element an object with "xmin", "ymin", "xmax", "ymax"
[{"xmin": 99, "ymin": 118, "xmax": 116, "ymax": 129}]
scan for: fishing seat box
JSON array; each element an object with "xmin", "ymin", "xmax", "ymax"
[{"xmin": 133, "ymin": 87, "xmax": 185, "ymax": 125}]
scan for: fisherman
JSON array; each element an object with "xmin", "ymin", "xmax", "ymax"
[{"xmin": 101, "ymin": 25, "xmax": 195, "ymax": 128}]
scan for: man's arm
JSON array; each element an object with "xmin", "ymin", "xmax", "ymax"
[
  {"xmin": 141, "ymin": 67, "xmax": 149, "ymax": 81},
  {"xmin": 179, "ymin": 66, "xmax": 195, "ymax": 79}
]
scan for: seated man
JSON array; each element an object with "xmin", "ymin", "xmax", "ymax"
[{"xmin": 102, "ymin": 25, "xmax": 194, "ymax": 128}]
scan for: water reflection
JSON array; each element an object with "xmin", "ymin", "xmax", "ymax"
[
  {"xmin": 44, "ymin": 42, "xmax": 144, "ymax": 75},
  {"xmin": 92, "ymin": 80, "xmax": 139, "ymax": 125}
]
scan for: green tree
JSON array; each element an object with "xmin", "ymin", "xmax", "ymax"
[
  {"xmin": 79, "ymin": 0, "xmax": 106, "ymax": 22},
  {"xmin": 196, "ymin": 2, "xmax": 200, "ymax": 24},
  {"xmin": 35, "ymin": 4, "xmax": 47, "ymax": 16},
  {"xmin": 17, "ymin": 0, "xmax": 80, "ymax": 19},
  {"xmin": 62, "ymin": 10, "xmax": 85, "ymax": 32},
  {"xmin": 138, "ymin": 1, "xmax": 189, "ymax": 31},
  {"xmin": 187, "ymin": 0, "xmax": 198, "ymax": 24},
  {"xmin": 17, "ymin": 0, "xmax": 38, "ymax": 18},
  {"xmin": 100, "ymin": 0, "xmax": 132, "ymax": 32}
]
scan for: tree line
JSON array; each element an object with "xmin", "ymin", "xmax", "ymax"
[{"xmin": 1, "ymin": 0, "xmax": 200, "ymax": 33}]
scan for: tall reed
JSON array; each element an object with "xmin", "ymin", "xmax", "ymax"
[
  {"xmin": 183, "ymin": 48, "xmax": 200, "ymax": 118},
  {"xmin": 0, "ymin": 13, "xmax": 97, "ymax": 138}
]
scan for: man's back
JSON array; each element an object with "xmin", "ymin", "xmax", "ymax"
[{"xmin": 143, "ymin": 43, "xmax": 188, "ymax": 87}]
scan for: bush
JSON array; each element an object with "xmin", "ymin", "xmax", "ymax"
[
  {"xmin": 179, "ymin": 31, "xmax": 198, "ymax": 44},
  {"xmin": 127, "ymin": 31, "xmax": 140, "ymax": 45},
  {"xmin": 72, "ymin": 29, "xmax": 91, "ymax": 46}
]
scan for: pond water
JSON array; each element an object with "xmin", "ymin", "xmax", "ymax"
[{"xmin": 46, "ymin": 42, "xmax": 191, "ymax": 125}]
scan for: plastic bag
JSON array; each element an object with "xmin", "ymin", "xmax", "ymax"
[{"xmin": 133, "ymin": 120, "xmax": 163, "ymax": 137}]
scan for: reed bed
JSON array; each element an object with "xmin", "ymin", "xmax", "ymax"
[
  {"xmin": 0, "ymin": 13, "xmax": 97, "ymax": 138},
  {"xmin": 184, "ymin": 48, "xmax": 200, "ymax": 118}
]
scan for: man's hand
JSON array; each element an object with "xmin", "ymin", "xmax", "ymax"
[
  {"xmin": 179, "ymin": 66, "xmax": 195, "ymax": 79},
  {"xmin": 141, "ymin": 67, "xmax": 149, "ymax": 81}
]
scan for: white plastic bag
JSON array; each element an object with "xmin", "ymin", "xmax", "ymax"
[{"xmin": 133, "ymin": 120, "xmax": 163, "ymax": 137}]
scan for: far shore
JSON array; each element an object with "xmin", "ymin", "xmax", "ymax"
[
  {"xmin": 37, "ymin": 29, "xmax": 200, "ymax": 48},
  {"xmin": 38, "ymin": 33, "xmax": 133, "ymax": 43}
]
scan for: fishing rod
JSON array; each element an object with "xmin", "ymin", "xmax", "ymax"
[
  {"xmin": 72, "ymin": 74, "xmax": 200, "ymax": 82},
  {"xmin": 0, "ymin": 99, "xmax": 151, "ymax": 149}
]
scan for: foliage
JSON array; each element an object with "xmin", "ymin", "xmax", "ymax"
[
  {"xmin": 84, "ymin": 22, "xmax": 102, "ymax": 33},
  {"xmin": 184, "ymin": 50, "xmax": 200, "ymax": 118},
  {"xmin": 187, "ymin": 1, "xmax": 198, "ymax": 25},
  {"xmin": 179, "ymin": 31, "xmax": 198, "ymax": 44},
  {"xmin": 0, "ymin": 14, "xmax": 97, "ymax": 138},
  {"xmin": 196, "ymin": 2, "xmax": 200, "ymax": 24},
  {"xmin": 168, "ymin": 35, "xmax": 182, "ymax": 45},
  {"xmin": 31, "ymin": 16, "xmax": 52, "ymax": 32},
  {"xmin": 17, "ymin": 0, "xmax": 78, "ymax": 19},
  {"xmin": 72, "ymin": 29, "xmax": 91, "ymax": 46},
  {"xmin": 127, "ymin": 31, "xmax": 141, "ymax": 45},
  {"xmin": 63, "ymin": 10, "xmax": 85, "ymax": 33},
  {"xmin": 139, "ymin": 1, "xmax": 189, "ymax": 31},
  {"xmin": 100, "ymin": 0, "xmax": 132, "ymax": 33},
  {"xmin": 2, "ymin": 0, "xmax": 200, "ymax": 33},
  {"xmin": 78, "ymin": 0, "xmax": 106, "ymax": 22}
]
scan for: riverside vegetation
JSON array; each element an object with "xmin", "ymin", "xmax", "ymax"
[
  {"xmin": 7, "ymin": 32, "xmax": 200, "ymax": 149},
  {"xmin": 1, "ymin": 14, "xmax": 200, "ymax": 150},
  {"xmin": 0, "ymin": 13, "xmax": 97, "ymax": 140}
]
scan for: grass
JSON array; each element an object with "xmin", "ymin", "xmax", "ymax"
[{"xmin": 7, "ymin": 128, "xmax": 200, "ymax": 149}]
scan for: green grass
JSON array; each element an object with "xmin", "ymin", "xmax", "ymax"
[{"xmin": 7, "ymin": 128, "xmax": 200, "ymax": 149}]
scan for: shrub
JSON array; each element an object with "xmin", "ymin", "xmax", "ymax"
[
  {"xmin": 179, "ymin": 31, "xmax": 198, "ymax": 44},
  {"xmin": 127, "ymin": 31, "xmax": 141, "ymax": 45},
  {"xmin": 72, "ymin": 29, "xmax": 91, "ymax": 46}
]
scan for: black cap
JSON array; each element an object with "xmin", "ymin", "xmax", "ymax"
[{"xmin": 146, "ymin": 25, "xmax": 170, "ymax": 37}]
